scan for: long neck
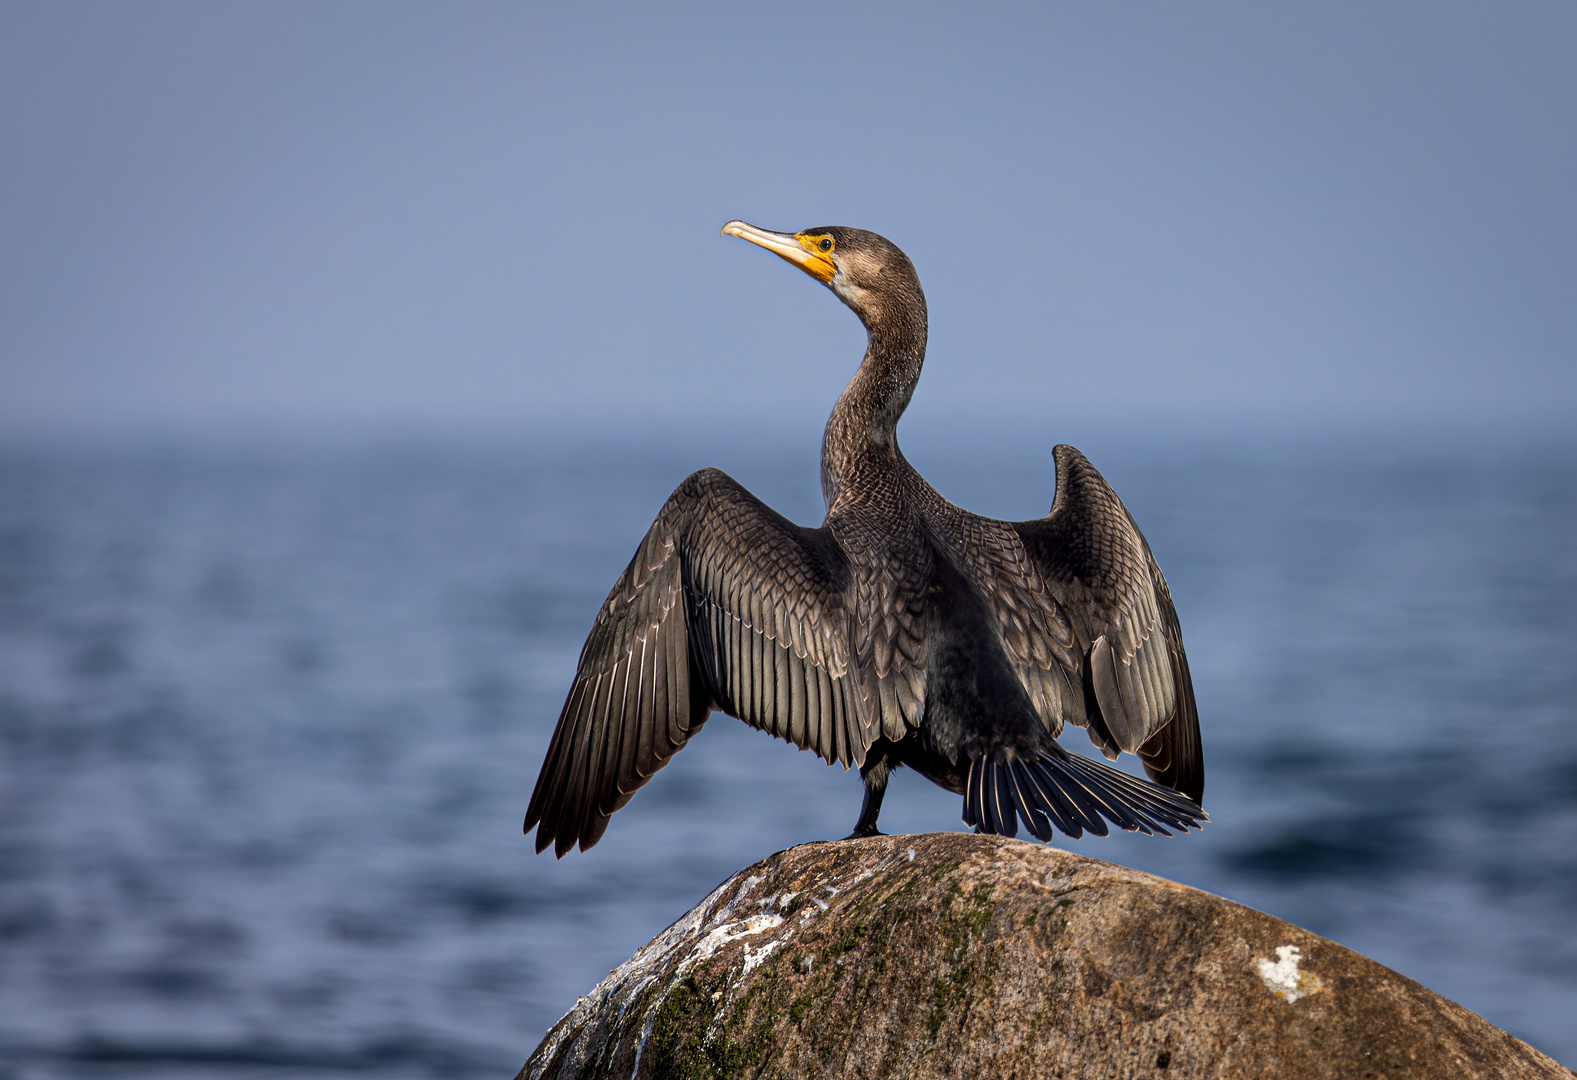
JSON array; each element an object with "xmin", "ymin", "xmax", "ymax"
[{"xmin": 821, "ymin": 297, "xmax": 928, "ymax": 510}]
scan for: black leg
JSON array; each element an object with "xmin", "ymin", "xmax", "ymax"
[{"xmin": 849, "ymin": 755, "xmax": 893, "ymax": 838}]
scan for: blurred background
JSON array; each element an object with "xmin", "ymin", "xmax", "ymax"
[{"xmin": 2, "ymin": 2, "xmax": 1574, "ymax": 1076}]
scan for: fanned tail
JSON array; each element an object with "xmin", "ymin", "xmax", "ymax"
[{"xmin": 962, "ymin": 749, "xmax": 1207, "ymax": 841}]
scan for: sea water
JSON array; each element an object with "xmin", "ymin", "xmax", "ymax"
[{"xmin": 0, "ymin": 429, "xmax": 1573, "ymax": 1076}]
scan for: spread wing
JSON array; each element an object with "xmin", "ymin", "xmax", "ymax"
[
  {"xmin": 524, "ymin": 467, "xmax": 863, "ymax": 856},
  {"xmin": 972, "ymin": 445, "xmax": 1202, "ymax": 802}
]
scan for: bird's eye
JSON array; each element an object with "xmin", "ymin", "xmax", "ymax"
[{"xmin": 819, "ymin": 238, "xmax": 833, "ymax": 252}]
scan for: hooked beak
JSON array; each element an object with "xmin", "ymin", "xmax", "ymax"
[{"xmin": 721, "ymin": 220, "xmax": 836, "ymax": 283}]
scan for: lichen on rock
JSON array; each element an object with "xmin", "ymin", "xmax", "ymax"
[{"xmin": 519, "ymin": 834, "xmax": 1574, "ymax": 1080}]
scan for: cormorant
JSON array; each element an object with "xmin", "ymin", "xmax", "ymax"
[{"xmin": 525, "ymin": 222, "xmax": 1205, "ymax": 856}]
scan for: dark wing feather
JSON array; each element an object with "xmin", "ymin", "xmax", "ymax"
[
  {"xmin": 525, "ymin": 468, "xmax": 857, "ymax": 856},
  {"xmin": 837, "ymin": 510, "xmax": 931, "ymax": 745},
  {"xmin": 1003, "ymin": 445, "xmax": 1203, "ymax": 800},
  {"xmin": 1134, "ymin": 553, "xmax": 1203, "ymax": 801}
]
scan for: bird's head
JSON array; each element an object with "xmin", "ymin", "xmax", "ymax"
[{"xmin": 721, "ymin": 220, "xmax": 925, "ymax": 333}]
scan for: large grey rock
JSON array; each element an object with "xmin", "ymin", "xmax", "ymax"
[{"xmin": 520, "ymin": 834, "xmax": 1573, "ymax": 1080}]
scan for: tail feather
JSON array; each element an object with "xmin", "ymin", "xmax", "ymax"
[
  {"xmin": 1011, "ymin": 761, "xmax": 1082, "ymax": 839},
  {"xmin": 1061, "ymin": 753, "xmax": 1204, "ymax": 832},
  {"xmin": 1030, "ymin": 759, "xmax": 1111, "ymax": 837},
  {"xmin": 965, "ymin": 750, "xmax": 1207, "ymax": 842},
  {"xmin": 979, "ymin": 766, "xmax": 999, "ymax": 834},
  {"xmin": 962, "ymin": 758, "xmax": 984, "ymax": 830},
  {"xmin": 1041, "ymin": 757, "xmax": 1139, "ymax": 835},
  {"xmin": 986, "ymin": 764, "xmax": 1015, "ymax": 837},
  {"xmin": 1007, "ymin": 763, "xmax": 1053, "ymax": 842}
]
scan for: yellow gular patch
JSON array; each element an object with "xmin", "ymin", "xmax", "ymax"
[{"xmin": 794, "ymin": 235, "xmax": 838, "ymax": 282}]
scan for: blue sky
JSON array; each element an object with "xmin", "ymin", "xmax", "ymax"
[{"xmin": 3, "ymin": 2, "xmax": 1574, "ymax": 443}]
